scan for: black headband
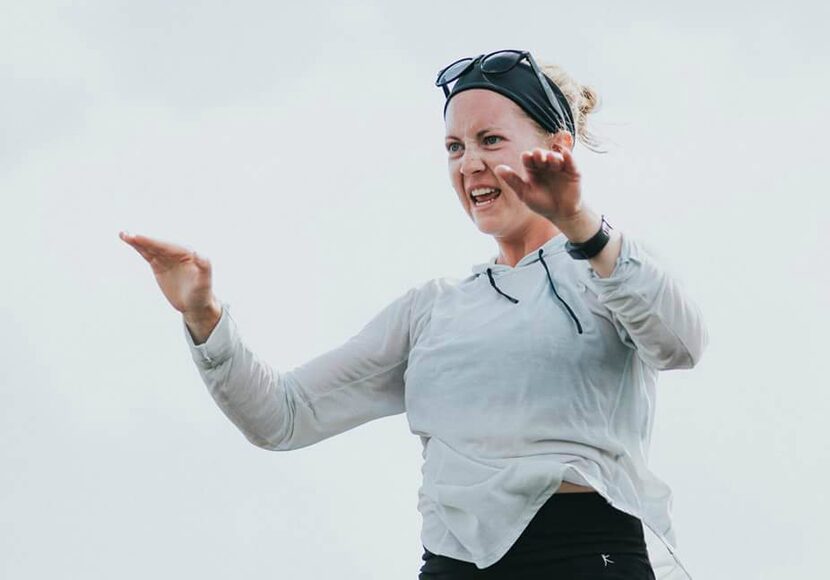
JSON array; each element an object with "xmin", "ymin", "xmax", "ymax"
[{"xmin": 442, "ymin": 60, "xmax": 576, "ymax": 139}]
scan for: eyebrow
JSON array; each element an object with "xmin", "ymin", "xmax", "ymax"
[{"xmin": 445, "ymin": 127, "xmax": 503, "ymax": 141}]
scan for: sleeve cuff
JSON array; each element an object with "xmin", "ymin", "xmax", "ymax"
[
  {"xmin": 585, "ymin": 230, "xmax": 641, "ymax": 288},
  {"xmin": 182, "ymin": 300, "xmax": 237, "ymax": 369}
]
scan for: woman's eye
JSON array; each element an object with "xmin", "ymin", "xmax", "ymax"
[
  {"xmin": 483, "ymin": 135, "xmax": 502, "ymax": 145},
  {"xmin": 447, "ymin": 142, "xmax": 462, "ymax": 153}
]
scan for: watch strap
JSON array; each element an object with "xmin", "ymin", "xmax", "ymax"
[{"xmin": 564, "ymin": 214, "xmax": 613, "ymax": 260}]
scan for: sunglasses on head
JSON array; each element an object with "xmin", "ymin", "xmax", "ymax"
[{"xmin": 435, "ymin": 49, "xmax": 574, "ymax": 136}]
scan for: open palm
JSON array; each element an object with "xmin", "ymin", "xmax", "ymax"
[
  {"xmin": 119, "ymin": 231, "xmax": 217, "ymax": 315},
  {"xmin": 494, "ymin": 146, "xmax": 583, "ymax": 224}
]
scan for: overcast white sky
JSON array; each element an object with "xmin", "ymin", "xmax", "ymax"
[{"xmin": 2, "ymin": 1, "xmax": 828, "ymax": 578}]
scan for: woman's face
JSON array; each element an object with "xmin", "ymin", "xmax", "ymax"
[{"xmin": 444, "ymin": 88, "xmax": 552, "ymax": 237}]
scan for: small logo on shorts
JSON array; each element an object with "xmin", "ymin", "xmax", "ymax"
[{"xmin": 601, "ymin": 554, "xmax": 614, "ymax": 566}]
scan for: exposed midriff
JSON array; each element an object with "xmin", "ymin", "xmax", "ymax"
[{"xmin": 555, "ymin": 481, "xmax": 595, "ymax": 493}]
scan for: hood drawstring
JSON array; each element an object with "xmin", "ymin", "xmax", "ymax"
[
  {"xmin": 486, "ymin": 268, "xmax": 519, "ymax": 304},
  {"xmin": 484, "ymin": 248, "xmax": 584, "ymax": 335},
  {"xmin": 537, "ymin": 249, "xmax": 583, "ymax": 334}
]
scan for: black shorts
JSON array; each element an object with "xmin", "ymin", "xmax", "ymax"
[{"xmin": 418, "ymin": 491, "xmax": 656, "ymax": 579}]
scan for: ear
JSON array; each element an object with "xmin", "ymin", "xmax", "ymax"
[{"xmin": 546, "ymin": 130, "xmax": 574, "ymax": 153}]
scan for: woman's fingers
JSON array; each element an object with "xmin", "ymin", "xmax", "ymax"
[
  {"xmin": 120, "ymin": 231, "xmax": 190, "ymax": 258},
  {"xmin": 119, "ymin": 231, "xmax": 201, "ymax": 271},
  {"xmin": 494, "ymin": 164, "xmax": 528, "ymax": 200},
  {"xmin": 523, "ymin": 148, "xmax": 564, "ymax": 173},
  {"xmin": 122, "ymin": 237, "xmax": 155, "ymax": 263},
  {"xmin": 558, "ymin": 145, "xmax": 579, "ymax": 177},
  {"xmin": 119, "ymin": 231, "xmax": 158, "ymax": 262},
  {"xmin": 130, "ymin": 232, "xmax": 189, "ymax": 256}
]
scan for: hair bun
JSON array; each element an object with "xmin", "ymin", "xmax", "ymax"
[{"xmin": 537, "ymin": 61, "xmax": 605, "ymax": 153}]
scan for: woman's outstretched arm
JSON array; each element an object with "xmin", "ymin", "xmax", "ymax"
[
  {"xmin": 119, "ymin": 229, "xmax": 415, "ymax": 452},
  {"xmin": 183, "ymin": 287, "xmax": 417, "ymax": 451}
]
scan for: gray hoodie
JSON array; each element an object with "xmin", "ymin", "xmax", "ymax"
[{"xmin": 183, "ymin": 229, "xmax": 708, "ymax": 579}]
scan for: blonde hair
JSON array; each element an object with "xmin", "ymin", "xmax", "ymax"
[{"xmin": 533, "ymin": 61, "xmax": 604, "ymax": 153}]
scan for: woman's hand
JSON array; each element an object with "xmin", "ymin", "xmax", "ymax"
[
  {"xmin": 118, "ymin": 231, "xmax": 220, "ymax": 319},
  {"xmin": 494, "ymin": 146, "xmax": 622, "ymax": 275},
  {"xmin": 494, "ymin": 145, "xmax": 583, "ymax": 226}
]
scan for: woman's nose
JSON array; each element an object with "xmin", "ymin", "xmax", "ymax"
[{"xmin": 460, "ymin": 151, "xmax": 485, "ymax": 176}]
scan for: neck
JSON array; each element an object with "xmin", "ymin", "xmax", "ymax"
[{"xmin": 494, "ymin": 218, "xmax": 561, "ymax": 267}]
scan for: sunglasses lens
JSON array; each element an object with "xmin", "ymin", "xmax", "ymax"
[
  {"xmin": 481, "ymin": 51, "xmax": 524, "ymax": 74},
  {"xmin": 437, "ymin": 58, "xmax": 473, "ymax": 85}
]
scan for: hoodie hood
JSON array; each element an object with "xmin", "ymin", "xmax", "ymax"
[
  {"xmin": 469, "ymin": 232, "xmax": 582, "ymax": 334},
  {"xmin": 471, "ymin": 231, "xmax": 569, "ymax": 274}
]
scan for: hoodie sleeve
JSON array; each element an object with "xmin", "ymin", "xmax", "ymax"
[
  {"xmin": 183, "ymin": 287, "xmax": 417, "ymax": 451},
  {"xmin": 584, "ymin": 231, "xmax": 709, "ymax": 371}
]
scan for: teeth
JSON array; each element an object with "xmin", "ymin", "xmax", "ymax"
[
  {"xmin": 470, "ymin": 187, "xmax": 499, "ymax": 198},
  {"xmin": 470, "ymin": 187, "xmax": 501, "ymax": 206}
]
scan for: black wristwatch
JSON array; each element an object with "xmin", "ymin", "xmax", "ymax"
[{"xmin": 564, "ymin": 214, "xmax": 613, "ymax": 260}]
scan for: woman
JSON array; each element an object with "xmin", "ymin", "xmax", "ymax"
[{"xmin": 119, "ymin": 50, "xmax": 708, "ymax": 579}]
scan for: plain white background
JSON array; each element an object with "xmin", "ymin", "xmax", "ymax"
[{"xmin": 2, "ymin": 1, "xmax": 827, "ymax": 578}]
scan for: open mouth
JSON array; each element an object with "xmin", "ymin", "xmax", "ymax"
[{"xmin": 470, "ymin": 187, "xmax": 501, "ymax": 208}]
